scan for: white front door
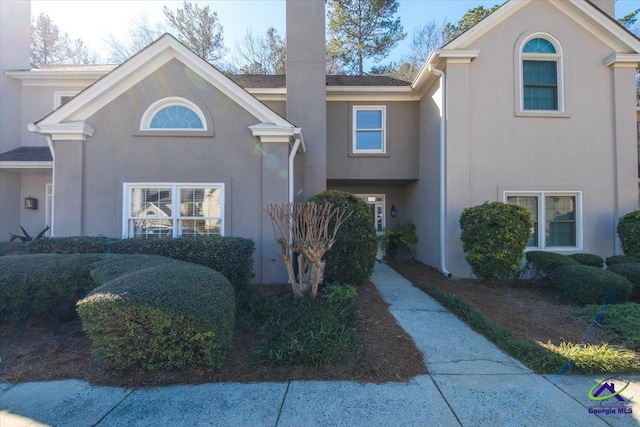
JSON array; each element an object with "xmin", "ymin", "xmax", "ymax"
[{"xmin": 357, "ymin": 194, "xmax": 385, "ymax": 259}]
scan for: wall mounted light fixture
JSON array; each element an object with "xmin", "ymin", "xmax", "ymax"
[
  {"xmin": 24, "ymin": 196, "xmax": 38, "ymax": 210},
  {"xmin": 390, "ymin": 204, "xmax": 397, "ymax": 218}
]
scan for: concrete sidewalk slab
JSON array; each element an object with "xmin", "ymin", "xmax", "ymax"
[
  {"xmin": 0, "ymin": 383, "xmax": 11, "ymax": 391},
  {"xmin": 543, "ymin": 375, "xmax": 640, "ymax": 427},
  {"xmin": 391, "ymin": 309, "xmax": 530, "ymax": 375},
  {"xmin": 431, "ymin": 373, "xmax": 610, "ymax": 427},
  {"xmin": 98, "ymin": 382, "xmax": 287, "ymax": 427},
  {"xmin": 278, "ymin": 377, "xmax": 460, "ymax": 427},
  {"xmin": 0, "ymin": 379, "xmax": 132, "ymax": 427},
  {"xmin": 371, "ymin": 264, "xmax": 447, "ymax": 312}
]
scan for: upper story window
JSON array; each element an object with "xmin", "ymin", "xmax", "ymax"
[
  {"xmin": 353, "ymin": 106, "xmax": 386, "ymax": 154},
  {"xmin": 140, "ymin": 97, "xmax": 207, "ymax": 131},
  {"xmin": 519, "ymin": 35, "xmax": 564, "ymax": 113}
]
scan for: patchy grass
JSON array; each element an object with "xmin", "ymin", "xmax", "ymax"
[{"xmin": 582, "ymin": 303, "xmax": 640, "ymax": 350}]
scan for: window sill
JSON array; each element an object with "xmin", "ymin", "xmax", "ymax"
[
  {"xmin": 515, "ymin": 110, "xmax": 570, "ymax": 118},
  {"xmin": 349, "ymin": 152, "xmax": 390, "ymax": 158},
  {"xmin": 134, "ymin": 129, "xmax": 214, "ymax": 137}
]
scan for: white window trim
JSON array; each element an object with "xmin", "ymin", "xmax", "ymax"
[
  {"xmin": 122, "ymin": 182, "xmax": 224, "ymax": 238},
  {"xmin": 352, "ymin": 105, "xmax": 386, "ymax": 154},
  {"xmin": 139, "ymin": 97, "xmax": 208, "ymax": 131},
  {"xmin": 517, "ymin": 33, "xmax": 566, "ymax": 115},
  {"xmin": 503, "ymin": 190, "xmax": 583, "ymax": 251},
  {"xmin": 53, "ymin": 91, "xmax": 79, "ymax": 109}
]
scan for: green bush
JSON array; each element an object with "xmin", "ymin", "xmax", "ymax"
[
  {"xmin": 549, "ymin": 265, "xmax": 632, "ymax": 305},
  {"xmin": 257, "ymin": 290, "xmax": 358, "ymax": 367},
  {"xmin": 77, "ymin": 262, "xmax": 236, "ymax": 371},
  {"xmin": 459, "ymin": 201, "xmax": 532, "ymax": 279},
  {"xmin": 524, "ymin": 251, "xmax": 579, "ymax": 280},
  {"xmin": 584, "ymin": 303, "xmax": 640, "ymax": 350},
  {"xmin": 0, "ymin": 254, "xmax": 102, "ymax": 321},
  {"xmin": 617, "ymin": 210, "xmax": 640, "ymax": 255},
  {"xmin": 606, "ymin": 255, "xmax": 640, "ymax": 267},
  {"xmin": 307, "ymin": 191, "xmax": 377, "ymax": 284},
  {"xmin": 0, "ymin": 241, "xmax": 26, "ymax": 256},
  {"xmin": 567, "ymin": 253, "xmax": 604, "ymax": 268},
  {"xmin": 607, "ymin": 263, "xmax": 640, "ymax": 301},
  {"xmin": 89, "ymin": 254, "xmax": 179, "ymax": 284},
  {"xmin": 25, "ymin": 235, "xmax": 255, "ymax": 285}
]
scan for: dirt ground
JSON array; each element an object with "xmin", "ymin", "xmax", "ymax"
[
  {"xmin": 0, "ymin": 281, "xmax": 426, "ymax": 387},
  {"xmin": 389, "ymin": 259, "xmax": 611, "ymax": 346}
]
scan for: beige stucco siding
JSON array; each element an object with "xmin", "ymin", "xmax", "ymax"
[
  {"xmin": 326, "ymin": 101, "xmax": 419, "ymax": 181},
  {"xmin": 442, "ymin": 0, "xmax": 639, "ymax": 276},
  {"xmin": 54, "ymin": 58, "xmax": 289, "ymax": 283}
]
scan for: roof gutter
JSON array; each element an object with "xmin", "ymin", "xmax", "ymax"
[{"xmin": 428, "ymin": 63, "xmax": 452, "ymax": 278}]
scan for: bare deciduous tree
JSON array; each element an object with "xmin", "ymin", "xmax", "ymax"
[
  {"xmin": 104, "ymin": 14, "xmax": 165, "ymax": 64},
  {"xmin": 264, "ymin": 202, "xmax": 350, "ymax": 298},
  {"xmin": 31, "ymin": 13, "xmax": 96, "ymax": 65}
]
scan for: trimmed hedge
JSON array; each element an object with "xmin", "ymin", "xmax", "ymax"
[
  {"xmin": 524, "ymin": 251, "xmax": 580, "ymax": 280},
  {"xmin": 77, "ymin": 262, "xmax": 236, "ymax": 371},
  {"xmin": 549, "ymin": 265, "xmax": 632, "ymax": 305},
  {"xmin": 23, "ymin": 236, "xmax": 254, "ymax": 285},
  {"xmin": 307, "ymin": 191, "xmax": 377, "ymax": 285},
  {"xmin": 617, "ymin": 210, "xmax": 640, "ymax": 255},
  {"xmin": 567, "ymin": 253, "xmax": 604, "ymax": 268},
  {"xmin": 0, "ymin": 254, "xmax": 102, "ymax": 321},
  {"xmin": 607, "ymin": 263, "xmax": 640, "ymax": 301},
  {"xmin": 460, "ymin": 202, "xmax": 532, "ymax": 279},
  {"xmin": 606, "ymin": 255, "xmax": 640, "ymax": 267},
  {"xmin": 0, "ymin": 241, "xmax": 26, "ymax": 256}
]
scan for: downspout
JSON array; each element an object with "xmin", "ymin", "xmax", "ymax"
[
  {"xmin": 428, "ymin": 64, "xmax": 452, "ymax": 277},
  {"xmin": 289, "ymin": 128, "xmax": 306, "ymax": 204}
]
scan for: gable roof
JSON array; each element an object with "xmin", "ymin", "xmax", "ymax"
[
  {"xmin": 33, "ymin": 34, "xmax": 294, "ymax": 134},
  {"xmin": 413, "ymin": 0, "xmax": 640, "ymax": 94}
]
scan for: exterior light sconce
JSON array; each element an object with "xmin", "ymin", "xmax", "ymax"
[
  {"xmin": 24, "ymin": 196, "xmax": 38, "ymax": 210},
  {"xmin": 390, "ymin": 204, "xmax": 397, "ymax": 218}
]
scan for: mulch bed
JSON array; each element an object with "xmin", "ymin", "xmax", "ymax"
[
  {"xmin": 389, "ymin": 259, "xmax": 611, "ymax": 346},
  {"xmin": 0, "ymin": 281, "xmax": 426, "ymax": 387}
]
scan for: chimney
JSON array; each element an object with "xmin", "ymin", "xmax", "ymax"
[
  {"xmin": 286, "ymin": 0, "xmax": 327, "ymax": 199},
  {"xmin": 590, "ymin": 0, "xmax": 615, "ymax": 18}
]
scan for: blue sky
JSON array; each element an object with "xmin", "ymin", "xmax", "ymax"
[{"xmin": 32, "ymin": 0, "xmax": 640, "ymax": 65}]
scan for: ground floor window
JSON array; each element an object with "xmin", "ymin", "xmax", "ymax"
[
  {"xmin": 505, "ymin": 191, "xmax": 581, "ymax": 250},
  {"xmin": 123, "ymin": 183, "xmax": 224, "ymax": 238}
]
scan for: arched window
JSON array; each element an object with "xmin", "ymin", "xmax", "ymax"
[
  {"xmin": 520, "ymin": 35, "xmax": 563, "ymax": 112},
  {"xmin": 140, "ymin": 97, "xmax": 207, "ymax": 131}
]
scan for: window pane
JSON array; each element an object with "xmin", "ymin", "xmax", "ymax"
[
  {"xmin": 523, "ymin": 61, "xmax": 557, "ymax": 85},
  {"xmin": 150, "ymin": 105, "xmax": 203, "ymax": 129},
  {"xmin": 355, "ymin": 131, "xmax": 382, "ymax": 150},
  {"xmin": 507, "ymin": 196, "xmax": 538, "ymax": 247},
  {"xmin": 523, "ymin": 60, "xmax": 558, "ymax": 110},
  {"xmin": 523, "ymin": 38, "xmax": 556, "ymax": 54},
  {"xmin": 180, "ymin": 187, "xmax": 221, "ymax": 217},
  {"xmin": 131, "ymin": 188, "xmax": 172, "ymax": 217},
  {"xmin": 180, "ymin": 219, "xmax": 221, "ymax": 236},
  {"xmin": 131, "ymin": 219, "xmax": 173, "ymax": 239},
  {"xmin": 545, "ymin": 196, "xmax": 576, "ymax": 247},
  {"xmin": 356, "ymin": 110, "xmax": 382, "ymax": 129}
]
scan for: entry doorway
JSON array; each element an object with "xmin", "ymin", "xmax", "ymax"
[{"xmin": 357, "ymin": 194, "xmax": 385, "ymax": 259}]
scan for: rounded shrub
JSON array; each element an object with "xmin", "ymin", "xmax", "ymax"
[
  {"xmin": 89, "ymin": 254, "xmax": 177, "ymax": 285},
  {"xmin": 567, "ymin": 253, "xmax": 604, "ymax": 268},
  {"xmin": 549, "ymin": 265, "xmax": 632, "ymax": 305},
  {"xmin": 307, "ymin": 190, "xmax": 377, "ymax": 284},
  {"xmin": 459, "ymin": 201, "xmax": 532, "ymax": 279},
  {"xmin": 524, "ymin": 251, "xmax": 579, "ymax": 280},
  {"xmin": 606, "ymin": 255, "xmax": 640, "ymax": 266},
  {"xmin": 617, "ymin": 210, "xmax": 640, "ymax": 255},
  {"xmin": 77, "ymin": 262, "xmax": 236, "ymax": 371},
  {"xmin": 607, "ymin": 263, "xmax": 640, "ymax": 301},
  {"xmin": 0, "ymin": 254, "xmax": 102, "ymax": 321}
]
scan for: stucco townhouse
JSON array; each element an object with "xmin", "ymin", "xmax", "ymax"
[{"xmin": 1, "ymin": 0, "xmax": 639, "ymax": 283}]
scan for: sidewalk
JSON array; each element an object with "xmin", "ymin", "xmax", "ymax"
[{"xmin": 1, "ymin": 263, "xmax": 638, "ymax": 426}]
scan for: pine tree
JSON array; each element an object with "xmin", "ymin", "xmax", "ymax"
[{"xmin": 327, "ymin": 0, "xmax": 405, "ymax": 75}]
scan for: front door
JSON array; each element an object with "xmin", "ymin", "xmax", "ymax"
[{"xmin": 357, "ymin": 194, "xmax": 385, "ymax": 258}]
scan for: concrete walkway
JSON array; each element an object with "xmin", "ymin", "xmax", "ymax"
[{"xmin": 1, "ymin": 263, "xmax": 639, "ymax": 426}]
